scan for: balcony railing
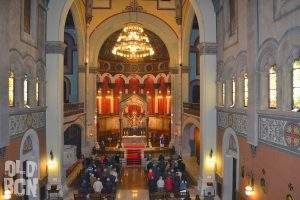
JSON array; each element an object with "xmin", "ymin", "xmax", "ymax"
[
  {"xmin": 183, "ymin": 102, "xmax": 200, "ymax": 116},
  {"xmin": 64, "ymin": 102, "xmax": 84, "ymax": 117}
]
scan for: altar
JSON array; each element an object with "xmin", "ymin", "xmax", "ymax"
[{"xmin": 118, "ymin": 94, "xmax": 150, "ymax": 147}]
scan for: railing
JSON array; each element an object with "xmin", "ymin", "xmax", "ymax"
[
  {"xmin": 183, "ymin": 102, "xmax": 200, "ymax": 116},
  {"xmin": 64, "ymin": 102, "xmax": 84, "ymax": 117}
]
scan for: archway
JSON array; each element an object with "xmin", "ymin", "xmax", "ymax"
[
  {"xmin": 64, "ymin": 124, "xmax": 82, "ymax": 158},
  {"xmin": 222, "ymin": 128, "xmax": 240, "ymax": 200},
  {"xmin": 183, "ymin": 123, "xmax": 200, "ymax": 164},
  {"xmin": 19, "ymin": 129, "xmax": 40, "ymax": 200}
]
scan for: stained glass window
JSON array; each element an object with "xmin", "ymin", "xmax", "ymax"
[
  {"xmin": 36, "ymin": 78, "xmax": 39, "ymax": 106},
  {"xmin": 292, "ymin": 60, "xmax": 300, "ymax": 110},
  {"xmin": 244, "ymin": 74, "xmax": 248, "ymax": 107},
  {"xmin": 269, "ymin": 66, "xmax": 277, "ymax": 108},
  {"xmin": 24, "ymin": 0, "xmax": 31, "ymax": 34},
  {"xmin": 8, "ymin": 71, "xmax": 15, "ymax": 107},
  {"xmin": 232, "ymin": 77, "xmax": 236, "ymax": 107},
  {"xmin": 222, "ymin": 83, "xmax": 225, "ymax": 106},
  {"xmin": 24, "ymin": 75, "xmax": 28, "ymax": 107}
]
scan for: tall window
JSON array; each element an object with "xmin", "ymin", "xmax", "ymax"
[
  {"xmin": 36, "ymin": 78, "xmax": 39, "ymax": 106},
  {"xmin": 232, "ymin": 77, "xmax": 236, "ymax": 107},
  {"xmin": 244, "ymin": 74, "xmax": 248, "ymax": 107},
  {"xmin": 268, "ymin": 66, "xmax": 277, "ymax": 109},
  {"xmin": 222, "ymin": 82, "xmax": 225, "ymax": 106},
  {"xmin": 292, "ymin": 60, "xmax": 300, "ymax": 110},
  {"xmin": 24, "ymin": 75, "xmax": 29, "ymax": 107},
  {"xmin": 8, "ymin": 71, "xmax": 15, "ymax": 107},
  {"xmin": 24, "ymin": 0, "xmax": 31, "ymax": 34},
  {"xmin": 229, "ymin": 0, "xmax": 236, "ymax": 35}
]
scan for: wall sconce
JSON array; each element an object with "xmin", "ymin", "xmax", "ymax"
[
  {"xmin": 3, "ymin": 189, "xmax": 12, "ymax": 200},
  {"xmin": 48, "ymin": 150, "xmax": 56, "ymax": 169},
  {"xmin": 245, "ymin": 174, "xmax": 255, "ymax": 196},
  {"xmin": 207, "ymin": 149, "xmax": 215, "ymax": 168}
]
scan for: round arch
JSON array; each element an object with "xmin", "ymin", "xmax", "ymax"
[
  {"xmin": 19, "ymin": 129, "xmax": 40, "ymax": 200},
  {"xmin": 89, "ymin": 12, "xmax": 178, "ymax": 68},
  {"xmin": 222, "ymin": 127, "xmax": 240, "ymax": 200}
]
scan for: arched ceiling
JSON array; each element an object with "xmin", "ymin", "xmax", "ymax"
[{"xmin": 88, "ymin": 0, "xmax": 180, "ymax": 37}]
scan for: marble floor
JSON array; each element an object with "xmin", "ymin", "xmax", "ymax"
[{"xmin": 117, "ymin": 167, "xmax": 149, "ymax": 200}]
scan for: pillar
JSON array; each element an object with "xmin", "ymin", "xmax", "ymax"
[
  {"xmin": 181, "ymin": 65, "xmax": 190, "ymax": 102},
  {"xmin": 155, "ymin": 89, "xmax": 159, "ymax": 114},
  {"xmin": 46, "ymin": 41, "xmax": 66, "ymax": 193},
  {"xmin": 146, "ymin": 117, "xmax": 150, "ymax": 147},
  {"xmin": 197, "ymin": 42, "xmax": 217, "ymax": 195}
]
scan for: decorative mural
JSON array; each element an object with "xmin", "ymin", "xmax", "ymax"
[
  {"xmin": 217, "ymin": 110, "xmax": 248, "ymax": 136},
  {"xmin": 9, "ymin": 111, "xmax": 46, "ymax": 137},
  {"xmin": 258, "ymin": 115, "xmax": 300, "ymax": 155}
]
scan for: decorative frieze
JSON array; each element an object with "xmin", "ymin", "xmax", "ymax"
[
  {"xmin": 217, "ymin": 109, "xmax": 248, "ymax": 136},
  {"xmin": 9, "ymin": 111, "xmax": 46, "ymax": 137},
  {"xmin": 198, "ymin": 42, "xmax": 218, "ymax": 55}
]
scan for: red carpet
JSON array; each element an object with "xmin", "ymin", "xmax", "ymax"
[{"xmin": 126, "ymin": 149, "xmax": 142, "ymax": 165}]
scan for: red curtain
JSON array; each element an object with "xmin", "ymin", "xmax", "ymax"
[
  {"xmin": 144, "ymin": 77, "xmax": 155, "ymax": 114},
  {"xmin": 113, "ymin": 77, "xmax": 125, "ymax": 114}
]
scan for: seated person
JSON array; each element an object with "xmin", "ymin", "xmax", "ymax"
[
  {"xmin": 93, "ymin": 178, "xmax": 103, "ymax": 193},
  {"xmin": 157, "ymin": 176, "xmax": 165, "ymax": 191}
]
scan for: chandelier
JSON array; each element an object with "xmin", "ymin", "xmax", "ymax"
[{"xmin": 112, "ymin": 22, "xmax": 154, "ymax": 60}]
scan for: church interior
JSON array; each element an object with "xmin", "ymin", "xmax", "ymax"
[{"xmin": 0, "ymin": 0, "xmax": 300, "ymax": 199}]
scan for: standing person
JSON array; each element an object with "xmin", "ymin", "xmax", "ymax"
[
  {"xmin": 159, "ymin": 134, "xmax": 165, "ymax": 148},
  {"xmin": 157, "ymin": 176, "xmax": 165, "ymax": 191},
  {"xmin": 100, "ymin": 140, "xmax": 106, "ymax": 152}
]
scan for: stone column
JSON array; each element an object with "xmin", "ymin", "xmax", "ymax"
[
  {"xmin": 247, "ymin": 0, "xmax": 259, "ymax": 146},
  {"xmin": 181, "ymin": 65, "xmax": 190, "ymax": 103},
  {"xmin": 86, "ymin": 67, "xmax": 97, "ymax": 153},
  {"xmin": 45, "ymin": 41, "xmax": 66, "ymax": 193},
  {"xmin": 155, "ymin": 89, "xmax": 159, "ymax": 113},
  {"xmin": 146, "ymin": 117, "xmax": 150, "ymax": 147},
  {"xmin": 169, "ymin": 67, "xmax": 180, "ymax": 150},
  {"xmin": 197, "ymin": 42, "xmax": 217, "ymax": 195},
  {"xmin": 118, "ymin": 118, "xmax": 122, "ymax": 148}
]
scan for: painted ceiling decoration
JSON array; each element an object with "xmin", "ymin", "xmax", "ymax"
[{"xmin": 98, "ymin": 29, "xmax": 169, "ymax": 76}]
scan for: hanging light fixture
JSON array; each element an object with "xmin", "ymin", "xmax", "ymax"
[
  {"xmin": 112, "ymin": 0, "xmax": 154, "ymax": 60},
  {"xmin": 112, "ymin": 22, "xmax": 154, "ymax": 60}
]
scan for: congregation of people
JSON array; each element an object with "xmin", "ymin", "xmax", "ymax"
[
  {"xmin": 76, "ymin": 153, "xmax": 121, "ymax": 199},
  {"xmin": 146, "ymin": 154, "xmax": 191, "ymax": 199}
]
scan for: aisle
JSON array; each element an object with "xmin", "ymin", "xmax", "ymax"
[{"xmin": 117, "ymin": 167, "xmax": 149, "ymax": 200}]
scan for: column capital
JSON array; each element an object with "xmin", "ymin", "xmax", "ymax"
[
  {"xmin": 181, "ymin": 65, "xmax": 190, "ymax": 73},
  {"xmin": 170, "ymin": 68, "xmax": 179, "ymax": 74},
  {"xmin": 46, "ymin": 41, "xmax": 67, "ymax": 54},
  {"xmin": 89, "ymin": 67, "xmax": 98, "ymax": 74},
  {"xmin": 78, "ymin": 65, "xmax": 86, "ymax": 73},
  {"xmin": 198, "ymin": 42, "xmax": 218, "ymax": 55}
]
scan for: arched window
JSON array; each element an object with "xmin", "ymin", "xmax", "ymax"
[
  {"xmin": 292, "ymin": 60, "xmax": 300, "ymax": 110},
  {"xmin": 8, "ymin": 70, "xmax": 15, "ymax": 107},
  {"xmin": 24, "ymin": 74, "xmax": 29, "ymax": 107},
  {"xmin": 24, "ymin": 0, "xmax": 31, "ymax": 34},
  {"xmin": 36, "ymin": 77, "xmax": 39, "ymax": 106},
  {"xmin": 231, "ymin": 77, "xmax": 236, "ymax": 107},
  {"xmin": 268, "ymin": 66, "xmax": 277, "ymax": 109},
  {"xmin": 222, "ymin": 82, "xmax": 225, "ymax": 106},
  {"xmin": 244, "ymin": 74, "xmax": 248, "ymax": 107}
]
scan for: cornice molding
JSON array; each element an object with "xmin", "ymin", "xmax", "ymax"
[{"xmin": 46, "ymin": 41, "xmax": 67, "ymax": 54}]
